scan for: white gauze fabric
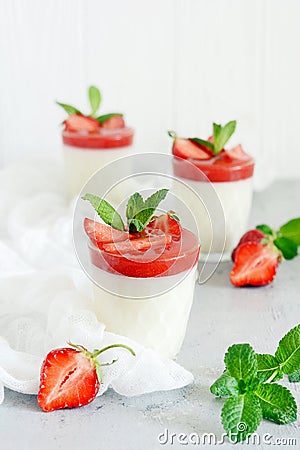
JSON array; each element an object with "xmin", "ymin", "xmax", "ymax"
[{"xmin": 0, "ymin": 159, "xmax": 193, "ymax": 404}]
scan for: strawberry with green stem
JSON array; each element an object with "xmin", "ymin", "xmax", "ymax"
[
  {"xmin": 57, "ymin": 85, "xmax": 125, "ymax": 132},
  {"xmin": 230, "ymin": 218, "xmax": 300, "ymax": 287},
  {"xmin": 38, "ymin": 342, "xmax": 135, "ymax": 412}
]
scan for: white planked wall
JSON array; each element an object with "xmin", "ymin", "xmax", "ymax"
[{"xmin": 0, "ymin": 0, "xmax": 300, "ymax": 189}]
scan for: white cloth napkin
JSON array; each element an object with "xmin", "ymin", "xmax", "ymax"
[{"xmin": 0, "ymin": 159, "xmax": 193, "ymax": 404}]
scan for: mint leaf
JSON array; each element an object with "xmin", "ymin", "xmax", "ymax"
[
  {"xmin": 89, "ymin": 86, "xmax": 101, "ymax": 117},
  {"xmin": 274, "ymin": 237, "xmax": 298, "ymax": 260},
  {"xmin": 288, "ymin": 369, "xmax": 300, "ymax": 382},
  {"xmin": 275, "ymin": 324, "xmax": 300, "ymax": 375},
  {"xmin": 221, "ymin": 393, "xmax": 262, "ymax": 442},
  {"xmin": 126, "ymin": 192, "xmax": 144, "ymax": 222},
  {"xmin": 225, "ymin": 344, "xmax": 257, "ymax": 383},
  {"xmin": 144, "ymin": 189, "xmax": 169, "ymax": 210},
  {"xmin": 279, "ymin": 218, "xmax": 300, "ymax": 246},
  {"xmin": 82, "ymin": 194, "xmax": 125, "ymax": 231},
  {"xmin": 190, "ymin": 138, "xmax": 214, "ymax": 151},
  {"xmin": 127, "ymin": 189, "xmax": 168, "ymax": 233},
  {"xmin": 56, "ymin": 101, "xmax": 82, "ymax": 115},
  {"xmin": 210, "ymin": 371, "xmax": 239, "ymax": 398},
  {"xmin": 256, "ymin": 224, "xmax": 273, "ymax": 235},
  {"xmin": 257, "ymin": 354, "xmax": 283, "ymax": 383},
  {"xmin": 255, "ymin": 384, "xmax": 297, "ymax": 424},
  {"xmin": 213, "ymin": 120, "xmax": 236, "ymax": 155},
  {"xmin": 97, "ymin": 113, "xmax": 123, "ymax": 124}
]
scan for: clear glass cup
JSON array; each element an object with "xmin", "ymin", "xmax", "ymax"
[
  {"xmin": 62, "ymin": 127, "xmax": 134, "ymax": 200},
  {"xmin": 88, "ymin": 228, "xmax": 200, "ymax": 360},
  {"xmin": 172, "ymin": 154, "xmax": 255, "ymax": 261}
]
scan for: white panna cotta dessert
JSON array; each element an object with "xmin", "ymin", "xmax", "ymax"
[
  {"xmin": 82, "ymin": 189, "xmax": 200, "ymax": 360},
  {"xmin": 169, "ymin": 121, "xmax": 255, "ymax": 260},
  {"xmin": 57, "ymin": 86, "xmax": 134, "ymax": 200}
]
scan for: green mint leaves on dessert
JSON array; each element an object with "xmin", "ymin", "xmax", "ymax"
[
  {"xmin": 168, "ymin": 120, "xmax": 236, "ymax": 155},
  {"xmin": 57, "ymin": 85, "xmax": 123, "ymax": 120},
  {"xmin": 88, "ymin": 86, "xmax": 101, "ymax": 117},
  {"xmin": 255, "ymin": 218, "xmax": 300, "ymax": 260},
  {"xmin": 96, "ymin": 113, "xmax": 123, "ymax": 124},
  {"xmin": 126, "ymin": 189, "xmax": 169, "ymax": 233},
  {"xmin": 82, "ymin": 194, "xmax": 125, "ymax": 231},
  {"xmin": 56, "ymin": 101, "xmax": 82, "ymax": 116},
  {"xmin": 213, "ymin": 120, "xmax": 236, "ymax": 155},
  {"xmin": 83, "ymin": 188, "xmax": 169, "ymax": 233},
  {"xmin": 211, "ymin": 324, "xmax": 300, "ymax": 442}
]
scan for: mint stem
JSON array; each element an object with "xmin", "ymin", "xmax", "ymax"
[{"xmin": 265, "ymin": 369, "xmax": 279, "ymax": 384}]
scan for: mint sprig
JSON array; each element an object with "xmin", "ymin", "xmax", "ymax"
[
  {"xmin": 255, "ymin": 218, "xmax": 300, "ymax": 260},
  {"xmin": 57, "ymin": 85, "xmax": 124, "ymax": 121},
  {"xmin": 83, "ymin": 188, "xmax": 169, "ymax": 233},
  {"xmin": 211, "ymin": 324, "xmax": 300, "ymax": 442},
  {"xmin": 126, "ymin": 189, "xmax": 168, "ymax": 233}
]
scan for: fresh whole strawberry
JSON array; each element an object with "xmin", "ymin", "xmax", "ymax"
[
  {"xmin": 230, "ymin": 218, "xmax": 300, "ymax": 288},
  {"xmin": 230, "ymin": 242, "xmax": 280, "ymax": 287},
  {"xmin": 64, "ymin": 114, "xmax": 100, "ymax": 133},
  {"xmin": 38, "ymin": 343, "xmax": 135, "ymax": 412},
  {"xmin": 231, "ymin": 229, "xmax": 265, "ymax": 262}
]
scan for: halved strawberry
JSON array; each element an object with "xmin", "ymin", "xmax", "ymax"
[
  {"xmin": 230, "ymin": 242, "xmax": 279, "ymax": 287},
  {"xmin": 38, "ymin": 343, "xmax": 135, "ymax": 412},
  {"xmin": 84, "ymin": 218, "xmax": 128, "ymax": 249},
  {"xmin": 101, "ymin": 115, "xmax": 125, "ymax": 129},
  {"xmin": 231, "ymin": 229, "xmax": 265, "ymax": 261},
  {"xmin": 103, "ymin": 234, "xmax": 172, "ymax": 255},
  {"xmin": 147, "ymin": 212, "xmax": 181, "ymax": 237},
  {"xmin": 172, "ymin": 138, "xmax": 212, "ymax": 160},
  {"xmin": 64, "ymin": 114, "xmax": 100, "ymax": 133}
]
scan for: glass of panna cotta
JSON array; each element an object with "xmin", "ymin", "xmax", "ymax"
[
  {"xmin": 170, "ymin": 123, "xmax": 255, "ymax": 260},
  {"xmin": 57, "ymin": 86, "xmax": 134, "ymax": 200},
  {"xmin": 63, "ymin": 126, "xmax": 134, "ymax": 200},
  {"xmin": 82, "ymin": 196, "xmax": 200, "ymax": 360}
]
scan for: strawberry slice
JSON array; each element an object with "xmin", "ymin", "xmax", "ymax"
[
  {"xmin": 84, "ymin": 218, "xmax": 128, "ymax": 249},
  {"xmin": 38, "ymin": 343, "xmax": 135, "ymax": 412},
  {"xmin": 230, "ymin": 242, "xmax": 279, "ymax": 287},
  {"xmin": 147, "ymin": 212, "xmax": 181, "ymax": 237},
  {"xmin": 172, "ymin": 138, "xmax": 212, "ymax": 160},
  {"xmin": 64, "ymin": 114, "xmax": 100, "ymax": 133},
  {"xmin": 231, "ymin": 229, "xmax": 265, "ymax": 261},
  {"xmin": 101, "ymin": 115, "xmax": 125, "ymax": 129},
  {"xmin": 103, "ymin": 234, "xmax": 172, "ymax": 255},
  {"xmin": 226, "ymin": 144, "xmax": 250, "ymax": 160}
]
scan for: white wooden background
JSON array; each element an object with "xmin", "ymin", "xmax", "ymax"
[{"xmin": 0, "ymin": 0, "xmax": 300, "ymax": 189}]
